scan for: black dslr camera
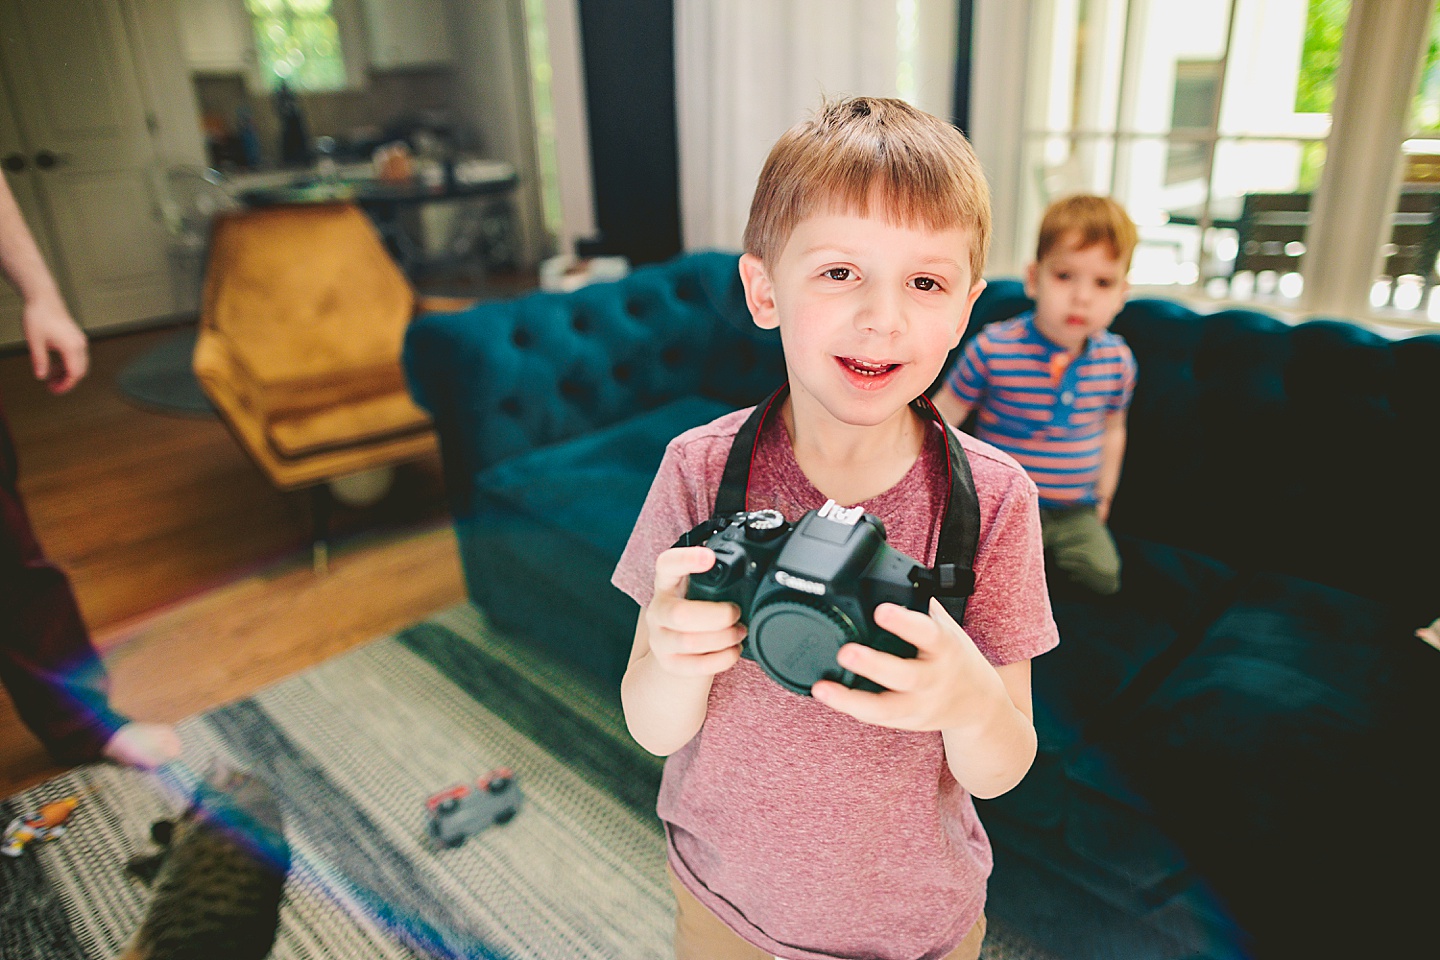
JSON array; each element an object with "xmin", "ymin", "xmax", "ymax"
[{"xmin": 679, "ymin": 500, "xmax": 943, "ymax": 696}]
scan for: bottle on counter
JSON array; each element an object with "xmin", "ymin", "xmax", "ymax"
[
  {"xmin": 274, "ymin": 80, "xmax": 313, "ymax": 167},
  {"xmin": 235, "ymin": 104, "xmax": 263, "ymax": 170}
]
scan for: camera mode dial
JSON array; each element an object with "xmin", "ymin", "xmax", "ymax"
[{"xmin": 743, "ymin": 509, "xmax": 787, "ymax": 540}]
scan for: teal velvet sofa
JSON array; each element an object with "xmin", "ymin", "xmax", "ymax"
[{"xmin": 404, "ymin": 252, "xmax": 1439, "ymax": 960}]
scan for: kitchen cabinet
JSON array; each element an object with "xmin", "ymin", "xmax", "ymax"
[
  {"xmin": 360, "ymin": 0, "xmax": 454, "ymax": 69},
  {"xmin": 174, "ymin": 0, "xmax": 255, "ymax": 73}
]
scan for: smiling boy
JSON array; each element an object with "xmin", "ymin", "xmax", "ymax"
[
  {"xmin": 612, "ymin": 97, "xmax": 1058, "ymax": 960},
  {"xmin": 936, "ymin": 194, "xmax": 1138, "ymax": 595}
]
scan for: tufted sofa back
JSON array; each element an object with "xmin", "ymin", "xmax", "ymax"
[
  {"xmin": 962, "ymin": 280, "xmax": 1440, "ymax": 615},
  {"xmin": 405, "ymin": 251, "xmax": 786, "ymax": 508}
]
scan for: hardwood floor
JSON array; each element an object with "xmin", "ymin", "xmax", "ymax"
[{"xmin": 0, "ymin": 311, "xmax": 487, "ymax": 798}]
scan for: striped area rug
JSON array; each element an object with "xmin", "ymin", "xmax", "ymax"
[{"xmin": 0, "ymin": 603, "xmax": 1056, "ymax": 960}]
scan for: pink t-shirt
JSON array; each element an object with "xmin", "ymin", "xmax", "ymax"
[{"xmin": 612, "ymin": 407, "xmax": 1059, "ymax": 960}]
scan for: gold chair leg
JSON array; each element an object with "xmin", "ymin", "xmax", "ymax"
[{"xmin": 311, "ymin": 484, "xmax": 332, "ymax": 576}]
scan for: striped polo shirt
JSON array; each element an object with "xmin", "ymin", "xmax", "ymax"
[{"xmin": 944, "ymin": 311, "xmax": 1137, "ymax": 507}]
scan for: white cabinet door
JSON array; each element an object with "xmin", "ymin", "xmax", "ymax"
[
  {"xmin": 0, "ymin": 0, "xmax": 175, "ymax": 336},
  {"xmin": 360, "ymin": 0, "xmax": 453, "ymax": 69},
  {"xmin": 173, "ymin": 0, "xmax": 255, "ymax": 72}
]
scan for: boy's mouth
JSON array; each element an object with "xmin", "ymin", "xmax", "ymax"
[
  {"xmin": 837, "ymin": 356, "xmax": 901, "ymax": 381},
  {"xmin": 1065, "ymin": 314, "xmax": 1087, "ymax": 326}
]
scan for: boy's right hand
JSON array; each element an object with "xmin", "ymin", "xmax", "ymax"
[{"xmin": 644, "ymin": 546, "xmax": 747, "ymax": 678}]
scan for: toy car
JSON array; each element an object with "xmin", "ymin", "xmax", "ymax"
[{"xmin": 425, "ymin": 768, "xmax": 522, "ymax": 849}]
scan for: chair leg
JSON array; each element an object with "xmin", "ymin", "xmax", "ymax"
[{"xmin": 310, "ymin": 483, "xmax": 332, "ymax": 575}]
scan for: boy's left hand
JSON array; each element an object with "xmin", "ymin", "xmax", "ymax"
[{"xmin": 811, "ymin": 598, "xmax": 1008, "ymax": 731}]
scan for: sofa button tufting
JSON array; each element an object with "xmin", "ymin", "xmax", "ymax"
[
  {"xmin": 676, "ymin": 281, "xmax": 699, "ymax": 302},
  {"xmin": 572, "ymin": 313, "xmax": 590, "ymax": 332},
  {"xmin": 626, "ymin": 298, "xmax": 644, "ymax": 317},
  {"xmin": 613, "ymin": 363, "xmax": 632, "ymax": 383},
  {"xmin": 661, "ymin": 346, "xmax": 683, "ymax": 367},
  {"xmin": 512, "ymin": 327, "xmax": 532, "ymax": 348},
  {"xmin": 499, "ymin": 397, "xmax": 521, "ymax": 416}
]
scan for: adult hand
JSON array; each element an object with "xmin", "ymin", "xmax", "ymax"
[
  {"xmin": 811, "ymin": 597, "xmax": 1009, "ymax": 730},
  {"xmin": 643, "ymin": 546, "xmax": 746, "ymax": 678},
  {"xmin": 23, "ymin": 294, "xmax": 87, "ymax": 394}
]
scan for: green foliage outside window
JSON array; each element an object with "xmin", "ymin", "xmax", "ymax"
[
  {"xmin": 1295, "ymin": 0, "xmax": 1349, "ymax": 115},
  {"xmin": 246, "ymin": 0, "xmax": 347, "ymax": 92},
  {"xmin": 1296, "ymin": 0, "xmax": 1440, "ymax": 131}
]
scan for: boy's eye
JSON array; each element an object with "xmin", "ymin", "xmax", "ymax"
[
  {"xmin": 1096, "ymin": 278, "xmax": 1112, "ymax": 288},
  {"xmin": 824, "ymin": 267, "xmax": 852, "ymax": 281},
  {"xmin": 1055, "ymin": 271, "xmax": 1071, "ymax": 281},
  {"xmin": 912, "ymin": 276, "xmax": 939, "ymax": 291}
]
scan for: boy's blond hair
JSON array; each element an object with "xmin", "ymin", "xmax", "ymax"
[
  {"xmin": 743, "ymin": 96, "xmax": 991, "ymax": 282},
  {"xmin": 1036, "ymin": 194, "xmax": 1139, "ymax": 269}
]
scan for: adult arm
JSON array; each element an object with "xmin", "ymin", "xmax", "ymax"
[{"xmin": 0, "ymin": 174, "xmax": 87, "ymax": 392}]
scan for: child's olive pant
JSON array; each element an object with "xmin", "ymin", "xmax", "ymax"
[{"xmin": 1040, "ymin": 504, "xmax": 1122, "ymax": 595}]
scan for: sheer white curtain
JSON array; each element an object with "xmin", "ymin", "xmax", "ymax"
[{"xmin": 675, "ymin": 0, "xmax": 958, "ymax": 252}]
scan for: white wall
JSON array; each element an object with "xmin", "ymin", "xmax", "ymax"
[{"xmin": 443, "ymin": 0, "xmax": 546, "ymax": 267}]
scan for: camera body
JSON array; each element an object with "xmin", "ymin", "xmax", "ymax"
[{"xmin": 683, "ymin": 500, "xmax": 938, "ymax": 695}]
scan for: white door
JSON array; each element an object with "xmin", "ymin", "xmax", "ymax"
[{"xmin": 0, "ymin": 0, "xmax": 174, "ymax": 337}]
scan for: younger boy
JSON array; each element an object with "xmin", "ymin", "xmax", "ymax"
[
  {"xmin": 935, "ymin": 194, "xmax": 1138, "ymax": 595},
  {"xmin": 613, "ymin": 97, "xmax": 1058, "ymax": 960}
]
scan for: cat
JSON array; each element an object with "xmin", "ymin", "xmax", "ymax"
[{"xmin": 118, "ymin": 764, "xmax": 291, "ymax": 960}]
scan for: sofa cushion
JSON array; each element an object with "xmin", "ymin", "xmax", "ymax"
[
  {"xmin": 1034, "ymin": 536, "xmax": 1240, "ymax": 753},
  {"xmin": 456, "ymin": 396, "xmax": 738, "ymax": 686},
  {"xmin": 1085, "ymin": 572, "xmax": 1438, "ymax": 955},
  {"xmin": 474, "ymin": 395, "xmax": 735, "ymax": 558}
]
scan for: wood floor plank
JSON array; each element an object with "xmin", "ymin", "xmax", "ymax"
[{"xmin": 0, "ymin": 317, "xmax": 471, "ymax": 798}]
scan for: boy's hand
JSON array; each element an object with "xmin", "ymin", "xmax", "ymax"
[
  {"xmin": 644, "ymin": 546, "xmax": 747, "ymax": 678},
  {"xmin": 811, "ymin": 598, "xmax": 1008, "ymax": 731}
]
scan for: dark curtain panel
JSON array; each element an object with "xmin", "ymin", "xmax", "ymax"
[{"xmin": 575, "ymin": 0, "xmax": 682, "ymax": 265}]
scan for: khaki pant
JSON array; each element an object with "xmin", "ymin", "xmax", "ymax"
[
  {"xmin": 1040, "ymin": 504, "xmax": 1121, "ymax": 595},
  {"xmin": 668, "ymin": 864, "xmax": 986, "ymax": 960}
]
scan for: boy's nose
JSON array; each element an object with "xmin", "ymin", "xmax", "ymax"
[{"xmin": 857, "ymin": 287, "xmax": 906, "ymax": 335}]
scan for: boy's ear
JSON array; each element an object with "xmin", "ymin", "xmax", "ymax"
[
  {"xmin": 949, "ymin": 278, "xmax": 987, "ymax": 349},
  {"xmin": 738, "ymin": 253, "xmax": 779, "ymax": 330},
  {"xmin": 1023, "ymin": 261, "xmax": 1039, "ymax": 299}
]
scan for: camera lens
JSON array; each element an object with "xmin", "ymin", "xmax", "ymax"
[{"xmin": 749, "ymin": 598, "xmax": 861, "ymax": 694}]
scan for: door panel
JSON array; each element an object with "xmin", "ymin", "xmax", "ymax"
[
  {"xmin": 0, "ymin": 0, "xmax": 174, "ymax": 334},
  {"xmin": 0, "ymin": 76, "xmax": 65, "ymax": 348}
]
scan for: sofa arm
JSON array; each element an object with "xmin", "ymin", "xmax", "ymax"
[{"xmin": 403, "ymin": 251, "xmax": 778, "ymax": 503}]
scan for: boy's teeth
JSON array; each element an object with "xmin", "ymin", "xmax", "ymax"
[{"xmin": 843, "ymin": 357, "xmax": 893, "ymax": 376}]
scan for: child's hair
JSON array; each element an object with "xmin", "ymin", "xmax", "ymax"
[
  {"xmin": 1036, "ymin": 194, "xmax": 1139, "ymax": 269},
  {"xmin": 743, "ymin": 96, "xmax": 991, "ymax": 282}
]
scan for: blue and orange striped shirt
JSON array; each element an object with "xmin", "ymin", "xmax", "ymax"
[{"xmin": 944, "ymin": 312, "xmax": 1137, "ymax": 507}]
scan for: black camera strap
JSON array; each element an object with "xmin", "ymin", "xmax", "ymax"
[{"xmin": 713, "ymin": 383, "xmax": 980, "ymax": 625}]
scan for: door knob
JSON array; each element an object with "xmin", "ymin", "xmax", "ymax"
[
  {"xmin": 2, "ymin": 153, "xmax": 26, "ymax": 172},
  {"xmin": 34, "ymin": 149, "xmax": 65, "ymax": 170}
]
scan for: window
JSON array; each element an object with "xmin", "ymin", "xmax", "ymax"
[
  {"xmin": 245, "ymin": 0, "xmax": 348, "ymax": 92},
  {"xmin": 982, "ymin": 0, "xmax": 1440, "ymax": 327}
]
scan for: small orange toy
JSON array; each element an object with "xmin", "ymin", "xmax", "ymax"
[{"xmin": 2, "ymin": 795, "xmax": 80, "ymax": 857}]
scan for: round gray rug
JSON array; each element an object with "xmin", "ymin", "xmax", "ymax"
[{"xmin": 115, "ymin": 326, "xmax": 215, "ymax": 418}]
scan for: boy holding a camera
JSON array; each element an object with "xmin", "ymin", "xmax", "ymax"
[{"xmin": 612, "ymin": 97, "xmax": 1059, "ymax": 960}]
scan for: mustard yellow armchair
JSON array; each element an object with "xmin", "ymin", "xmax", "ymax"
[{"xmin": 193, "ymin": 202, "xmax": 466, "ymax": 569}]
